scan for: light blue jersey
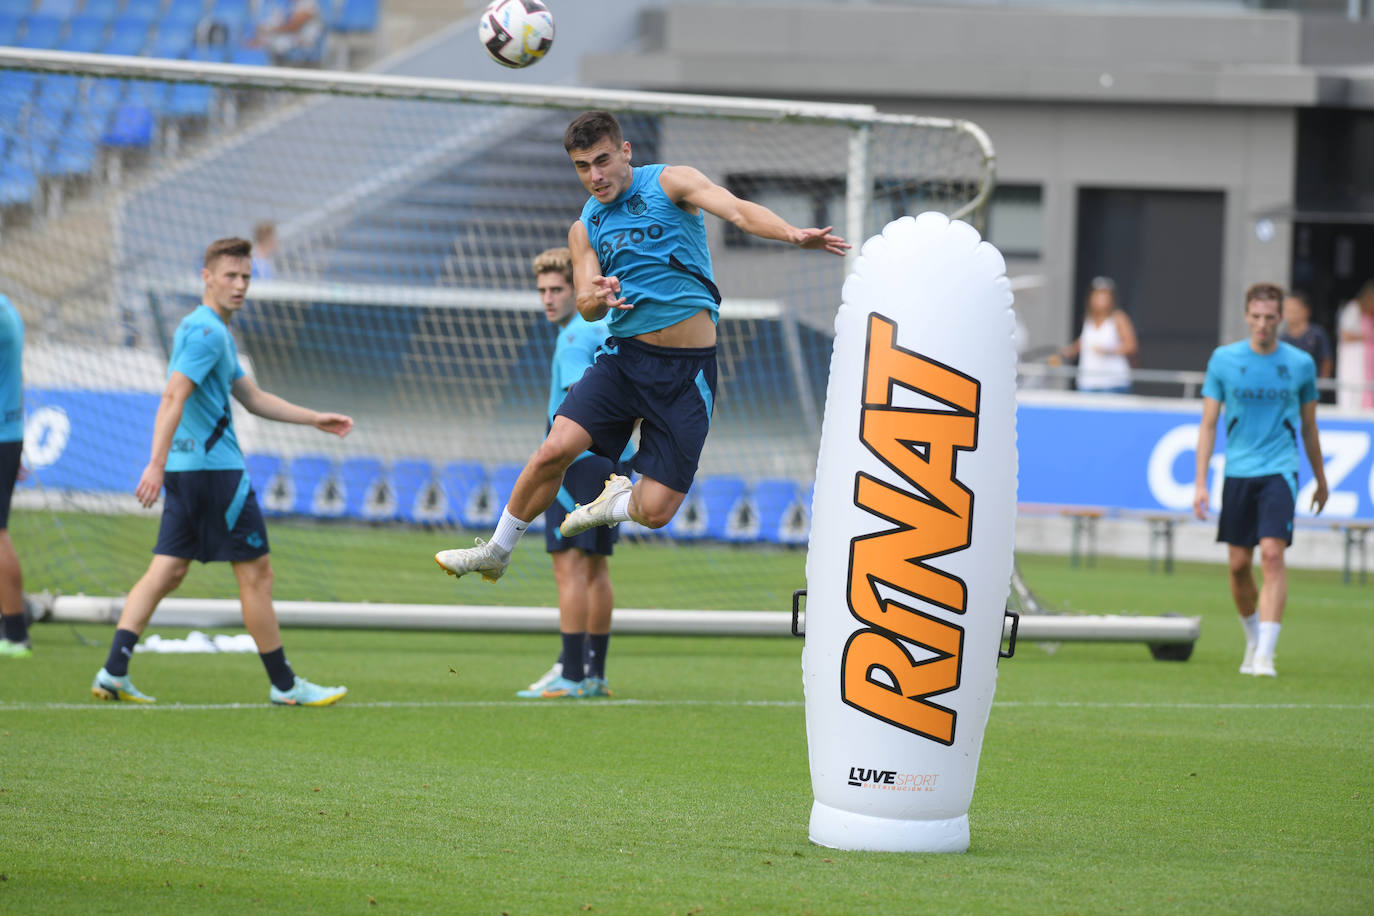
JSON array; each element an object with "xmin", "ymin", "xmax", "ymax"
[
  {"xmin": 0, "ymin": 296, "xmax": 23, "ymax": 443},
  {"xmin": 165, "ymin": 305, "xmax": 246, "ymax": 472},
  {"xmin": 548, "ymin": 314, "xmax": 611, "ymax": 425},
  {"xmin": 1202, "ymin": 340, "xmax": 1317, "ymax": 481},
  {"xmin": 580, "ymin": 163, "xmax": 719, "ymax": 338}
]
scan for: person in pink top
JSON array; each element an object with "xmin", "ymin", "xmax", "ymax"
[{"xmin": 1336, "ymin": 280, "xmax": 1374, "ymax": 411}]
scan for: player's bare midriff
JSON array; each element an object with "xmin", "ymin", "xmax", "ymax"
[{"xmin": 632, "ymin": 307, "xmax": 716, "ymax": 349}]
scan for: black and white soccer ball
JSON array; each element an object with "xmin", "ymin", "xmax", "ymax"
[{"xmin": 478, "ymin": 0, "xmax": 555, "ymax": 69}]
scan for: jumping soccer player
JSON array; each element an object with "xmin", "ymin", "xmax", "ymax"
[
  {"xmin": 435, "ymin": 110, "xmax": 848, "ymax": 583},
  {"xmin": 0, "ymin": 294, "xmax": 30, "ymax": 659},
  {"xmin": 1193, "ymin": 282, "xmax": 1328, "ymax": 678},
  {"xmin": 518, "ymin": 246, "xmax": 628, "ymax": 699},
  {"xmin": 91, "ymin": 237, "xmax": 353, "ymax": 705}
]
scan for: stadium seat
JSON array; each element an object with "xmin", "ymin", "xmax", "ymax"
[
  {"xmin": 101, "ymin": 102, "xmax": 154, "ymax": 148},
  {"xmin": 338, "ymin": 456, "xmax": 393, "ymax": 521},
  {"xmin": 699, "ymin": 476, "xmax": 749, "ymax": 541},
  {"xmin": 148, "ymin": 20, "xmax": 196, "ymax": 58},
  {"xmin": 331, "ymin": 0, "xmax": 375, "ymax": 33},
  {"xmin": 227, "ymin": 45, "xmax": 269, "ymax": 66},
  {"xmin": 0, "ymin": 0, "xmax": 28, "ymax": 19},
  {"xmin": 391, "ymin": 458, "xmax": 445, "ymax": 525},
  {"xmin": 102, "ymin": 14, "xmax": 152, "ymax": 54},
  {"xmin": 244, "ymin": 453, "xmax": 292, "ymax": 516},
  {"xmin": 121, "ymin": 0, "xmax": 161, "ymax": 19},
  {"xmin": 287, "ymin": 453, "xmax": 342, "ymax": 518},
  {"xmin": 34, "ymin": 0, "xmax": 78, "ymax": 16},
  {"xmin": 164, "ymin": 82, "xmax": 212, "ymax": 118},
  {"xmin": 0, "ymin": 13, "xmax": 21, "ymax": 45},
  {"xmin": 81, "ymin": 0, "xmax": 121, "ymax": 20},
  {"xmin": 41, "ymin": 133, "xmax": 98, "ymax": 178},
  {"xmin": 162, "ymin": 0, "xmax": 204, "ymax": 26},
  {"xmin": 750, "ymin": 478, "xmax": 808, "ymax": 545},
  {"xmin": 58, "ymin": 14, "xmax": 108, "ymax": 52},
  {"xmin": 0, "ymin": 162, "xmax": 38, "ymax": 208},
  {"xmin": 439, "ymin": 460, "xmax": 487, "ymax": 529},
  {"xmin": 17, "ymin": 14, "xmax": 64, "ymax": 48},
  {"xmin": 36, "ymin": 73, "xmax": 82, "ymax": 113},
  {"xmin": 488, "ymin": 462, "xmax": 541, "ymax": 532}
]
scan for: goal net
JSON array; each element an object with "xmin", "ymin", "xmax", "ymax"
[{"xmin": 2, "ymin": 49, "xmax": 993, "ymax": 615}]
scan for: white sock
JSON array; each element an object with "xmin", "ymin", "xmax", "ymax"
[
  {"xmin": 1256, "ymin": 621, "xmax": 1281, "ymax": 659},
  {"xmin": 491, "ymin": 508, "xmax": 528, "ymax": 553},
  {"xmin": 1239, "ymin": 613, "xmax": 1259, "ymax": 648},
  {"xmin": 608, "ymin": 489, "xmax": 633, "ymax": 523}
]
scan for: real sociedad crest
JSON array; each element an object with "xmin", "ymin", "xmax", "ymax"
[{"xmin": 626, "ymin": 194, "xmax": 646, "ymax": 216}]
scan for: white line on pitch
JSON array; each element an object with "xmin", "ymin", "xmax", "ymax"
[{"xmin": 1, "ymin": 699, "xmax": 1371, "ymax": 713}]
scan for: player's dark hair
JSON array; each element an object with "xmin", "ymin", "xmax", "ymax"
[
  {"xmin": 1285, "ymin": 289, "xmax": 1311, "ymax": 311},
  {"xmin": 1244, "ymin": 282, "xmax": 1284, "ymax": 311},
  {"xmin": 204, "ymin": 237, "xmax": 252, "ymax": 268},
  {"xmin": 564, "ymin": 111, "xmax": 622, "ymax": 152}
]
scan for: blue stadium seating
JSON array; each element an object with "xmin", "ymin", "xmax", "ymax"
[
  {"xmin": 18, "ymin": 14, "xmax": 64, "ymax": 48},
  {"xmin": 338, "ymin": 456, "xmax": 388, "ymax": 521},
  {"xmin": 121, "ymin": 0, "xmax": 161, "ymax": 19},
  {"xmin": 439, "ymin": 460, "xmax": 486, "ymax": 529},
  {"xmin": 34, "ymin": 0, "xmax": 78, "ymax": 16},
  {"xmin": 37, "ymin": 74, "xmax": 82, "ymax": 113},
  {"xmin": 698, "ymin": 475, "xmax": 748, "ymax": 541},
  {"xmin": 103, "ymin": 14, "xmax": 152, "ymax": 54},
  {"xmin": 59, "ymin": 14, "xmax": 108, "ymax": 51},
  {"xmin": 0, "ymin": 162, "xmax": 39, "ymax": 208},
  {"xmin": 750, "ymin": 478, "xmax": 808, "ymax": 545},
  {"xmin": 391, "ymin": 459, "xmax": 443, "ymax": 525},
  {"xmin": 487, "ymin": 462, "xmax": 539, "ymax": 532},
  {"xmin": 162, "ymin": 0, "xmax": 204, "ymax": 26},
  {"xmin": 0, "ymin": 0, "xmax": 29, "ymax": 19},
  {"xmin": 101, "ymin": 102, "xmax": 153, "ymax": 148},
  {"xmin": 148, "ymin": 19, "xmax": 196, "ymax": 57},
  {"xmin": 42, "ymin": 133, "xmax": 98, "ymax": 178},
  {"xmin": 288, "ymin": 454, "xmax": 342, "ymax": 518},
  {"xmin": 332, "ymin": 0, "xmax": 375, "ymax": 33},
  {"xmin": 164, "ymin": 82, "xmax": 213, "ymax": 118},
  {"xmin": 0, "ymin": 13, "xmax": 21, "ymax": 44},
  {"xmin": 81, "ymin": 0, "xmax": 120, "ymax": 19},
  {"xmin": 244, "ymin": 453, "xmax": 291, "ymax": 515}
]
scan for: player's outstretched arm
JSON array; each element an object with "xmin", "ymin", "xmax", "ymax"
[
  {"xmin": 137, "ymin": 372, "xmax": 194, "ymax": 508},
  {"xmin": 1299, "ymin": 400, "xmax": 1328, "ymax": 514},
  {"xmin": 232, "ymin": 376, "xmax": 353, "ymax": 438},
  {"xmin": 1193, "ymin": 397, "xmax": 1221, "ymax": 520},
  {"xmin": 569, "ymin": 220, "xmax": 630, "ymax": 321},
  {"xmin": 661, "ymin": 165, "xmax": 850, "ymax": 255}
]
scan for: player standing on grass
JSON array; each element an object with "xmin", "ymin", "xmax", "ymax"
[
  {"xmin": 0, "ymin": 294, "xmax": 31, "ymax": 659},
  {"xmin": 1193, "ymin": 282, "xmax": 1328, "ymax": 678},
  {"xmin": 518, "ymin": 247, "xmax": 628, "ymax": 699},
  {"xmin": 435, "ymin": 110, "xmax": 848, "ymax": 587},
  {"xmin": 90, "ymin": 237, "xmax": 353, "ymax": 706}
]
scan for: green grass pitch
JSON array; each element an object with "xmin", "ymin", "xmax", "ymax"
[{"xmin": 1, "ymin": 551, "xmax": 1371, "ymax": 913}]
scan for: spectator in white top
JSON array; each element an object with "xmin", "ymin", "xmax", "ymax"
[{"xmin": 1060, "ymin": 276, "xmax": 1138, "ymax": 394}]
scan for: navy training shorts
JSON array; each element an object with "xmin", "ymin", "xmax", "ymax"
[
  {"xmin": 543, "ymin": 452, "xmax": 621, "ymax": 556},
  {"xmin": 0, "ymin": 439, "xmax": 20, "ymax": 529},
  {"xmin": 1217, "ymin": 473, "xmax": 1296, "ymax": 548},
  {"xmin": 554, "ymin": 336, "xmax": 716, "ymax": 494},
  {"xmin": 154, "ymin": 468, "xmax": 270, "ymax": 563}
]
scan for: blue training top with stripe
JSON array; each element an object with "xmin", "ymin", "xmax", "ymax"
[
  {"xmin": 165, "ymin": 305, "xmax": 247, "ymax": 472},
  {"xmin": 1201, "ymin": 340, "xmax": 1317, "ymax": 480},
  {"xmin": 579, "ymin": 163, "xmax": 720, "ymax": 338},
  {"xmin": 0, "ymin": 295, "xmax": 23, "ymax": 443}
]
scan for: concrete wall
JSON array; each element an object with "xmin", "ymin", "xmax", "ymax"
[{"xmin": 580, "ymin": 3, "xmax": 1331, "ymax": 355}]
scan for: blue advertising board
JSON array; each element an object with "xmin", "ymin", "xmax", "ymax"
[
  {"xmin": 1017, "ymin": 392, "xmax": 1374, "ymax": 520},
  {"xmin": 19, "ymin": 389, "xmax": 159, "ymax": 494}
]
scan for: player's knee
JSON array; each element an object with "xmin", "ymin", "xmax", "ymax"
[
  {"xmin": 1259, "ymin": 544, "xmax": 1285, "ymax": 572},
  {"xmin": 532, "ymin": 439, "xmax": 578, "ymax": 473},
  {"xmin": 1227, "ymin": 556, "xmax": 1251, "ymax": 579},
  {"xmin": 635, "ymin": 504, "xmax": 676, "ymax": 530}
]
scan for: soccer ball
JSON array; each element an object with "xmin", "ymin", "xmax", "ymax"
[{"xmin": 478, "ymin": 0, "xmax": 555, "ymax": 69}]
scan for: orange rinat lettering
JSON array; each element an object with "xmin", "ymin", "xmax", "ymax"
[
  {"xmin": 842, "ymin": 630, "xmax": 959, "ymax": 744},
  {"xmin": 841, "ymin": 314, "xmax": 979, "ymax": 745}
]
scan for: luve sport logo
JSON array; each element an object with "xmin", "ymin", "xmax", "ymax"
[{"xmin": 840, "ymin": 314, "xmax": 979, "ymax": 747}]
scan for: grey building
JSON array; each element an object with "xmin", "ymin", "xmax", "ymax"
[{"xmin": 579, "ymin": 1, "xmax": 1374, "ymax": 376}]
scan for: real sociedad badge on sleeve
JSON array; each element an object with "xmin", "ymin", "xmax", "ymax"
[{"xmin": 801, "ymin": 212, "xmax": 1018, "ymax": 852}]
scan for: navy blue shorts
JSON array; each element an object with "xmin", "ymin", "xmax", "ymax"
[
  {"xmin": 0, "ymin": 439, "xmax": 20, "ymax": 529},
  {"xmin": 154, "ymin": 469, "xmax": 270, "ymax": 563},
  {"xmin": 554, "ymin": 337, "xmax": 716, "ymax": 494},
  {"xmin": 544, "ymin": 453, "xmax": 620, "ymax": 555},
  {"xmin": 1217, "ymin": 474, "xmax": 1296, "ymax": 547}
]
